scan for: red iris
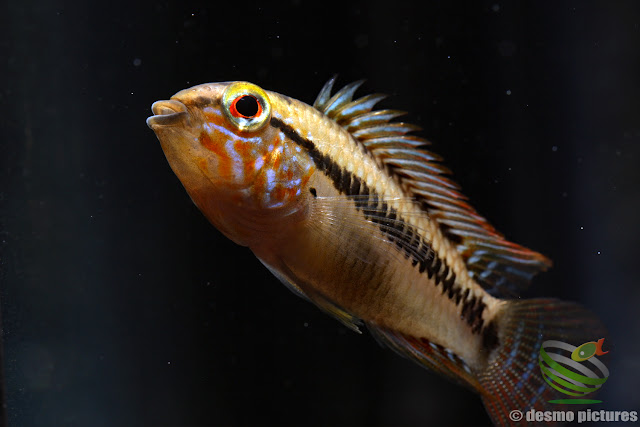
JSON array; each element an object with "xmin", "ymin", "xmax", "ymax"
[{"xmin": 229, "ymin": 95, "xmax": 262, "ymax": 118}]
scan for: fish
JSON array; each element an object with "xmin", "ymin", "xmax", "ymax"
[{"xmin": 147, "ymin": 77, "xmax": 606, "ymax": 426}]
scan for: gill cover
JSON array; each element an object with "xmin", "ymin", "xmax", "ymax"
[{"xmin": 222, "ymin": 82, "xmax": 272, "ymax": 132}]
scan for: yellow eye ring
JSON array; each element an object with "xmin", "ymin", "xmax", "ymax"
[{"xmin": 222, "ymin": 82, "xmax": 271, "ymax": 132}]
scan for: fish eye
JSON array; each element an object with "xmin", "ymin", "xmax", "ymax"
[
  {"xmin": 222, "ymin": 82, "xmax": 271, "ymax": 132},
  {"xmin": 231, "ymin": 95, "xmax": 261, "ymax": 118}
]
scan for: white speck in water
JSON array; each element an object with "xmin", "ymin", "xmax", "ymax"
[
  {"xmin": 447, "ymin": 55, "xmax": 451, "ymax": 59},
  {"xmin": 303, "ymin": 322, "xmax": 309, "ymax": 327},
  {"xmin": 506, "ymin": 89, "xmax": 512, "ymax": 95},
  {"xmin": 133, "ymin": 58, "xmax": 142, "ymax": 67},
  {"xmin": 552, "ymin": 146, "xmax": 558, "ymax": 152},
  {"xmin": 580, "ymin": 226, "xmax": 584, "ymax": 230},
  {"xmin": 597, "ymin": 251, "xmax": 601, "ymax": 255},
  {"xmin": 167, "ymin": 361, "xmax": 171, "ymax": 365}
]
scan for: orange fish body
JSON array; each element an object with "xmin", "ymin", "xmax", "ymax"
[{"xmin": 148, "ymin": 78, "xmax": 605, "ymax": 426}]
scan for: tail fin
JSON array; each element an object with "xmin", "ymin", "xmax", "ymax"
[{"xmin": 479, "ymin": 298, "xmax": 608, "ymax": 426}]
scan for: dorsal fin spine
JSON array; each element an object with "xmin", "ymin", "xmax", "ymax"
[{"xmin": 313, "ymin": 78, "xmax": 552, "ymax": 297}]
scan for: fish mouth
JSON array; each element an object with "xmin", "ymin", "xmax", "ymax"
[{"xmin": 146, "ymin": 100, "xmax": 189, "ymax": 128}]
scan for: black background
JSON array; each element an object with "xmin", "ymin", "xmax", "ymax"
[{"xmin": 3, "ymin": 1, "xmax": 640, "ymax": 426}]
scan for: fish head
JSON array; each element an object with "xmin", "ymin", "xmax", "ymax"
[{"xmin": 147, "ymin": 81, "xmax": 313, "ymax": 246}]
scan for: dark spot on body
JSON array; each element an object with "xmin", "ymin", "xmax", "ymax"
[{"xmin": 309, "ymin": 187, "xmax": 317, "ymax": 198}]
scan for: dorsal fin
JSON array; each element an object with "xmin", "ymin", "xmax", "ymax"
[{"xmin": 313, "ymin": 77, "xmax": 552, "ymax": 297}]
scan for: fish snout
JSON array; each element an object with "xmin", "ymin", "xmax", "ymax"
[{"xmin": 146, "ymin": 99, "xmax": 190, "ymax": 128}]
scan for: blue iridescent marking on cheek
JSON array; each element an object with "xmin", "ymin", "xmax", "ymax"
[
  {"xmin": 283, "ymin": 178, "xmax": 302, "ymax": 189},
  {"xmin": 265, "ymin": 169, "xmax": 276, "ymax": 191},
  {"xmin": 224, "ymin": 139, "xmax": 244, "ymax": 180},
  {"xmin": 254, "ymin": 156, "xmax": 264, "ymax": 170},
  {"xmin": 205, "ymin": 121, "xmax": 262, "ymax": 144}
]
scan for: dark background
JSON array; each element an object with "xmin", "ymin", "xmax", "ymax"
[{"xmin": 2, "ymin": 1, "xmax": 640, "ymax": 426}]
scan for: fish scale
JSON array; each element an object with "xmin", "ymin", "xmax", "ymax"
[
  {"xmin": 267, "ymin": 104, "xmax": 494, "ymax": 362},
  {"xmin": 147, "ymin": 78, "xmax": 606, "ymax": 426}
]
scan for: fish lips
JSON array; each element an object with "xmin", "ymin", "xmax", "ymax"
[{"xmin": 146, "ymin": 99, "xmax": 190, "ymax": 128}]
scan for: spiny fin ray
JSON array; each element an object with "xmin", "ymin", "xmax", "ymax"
[{"xmin": 314, "ymin": 77, "xmax": 551, "ymax": 297}]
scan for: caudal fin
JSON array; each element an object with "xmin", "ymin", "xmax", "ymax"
[{"xmin": 479, "ymin": 298, "xmax": 608, "ymax": 426}]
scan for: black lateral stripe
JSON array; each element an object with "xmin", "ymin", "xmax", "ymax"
[
  {"xmin": 270, "ymin": 117, "xmax": 486, "ymax": 333},
  {"xmin": 350, "ymin": 175, "xmax": 361, "ymax": 195}
]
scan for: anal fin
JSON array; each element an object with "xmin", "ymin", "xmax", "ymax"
[{"xmin": 367, "ymin": 323, "xmax": 482, "ymax": 393}]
